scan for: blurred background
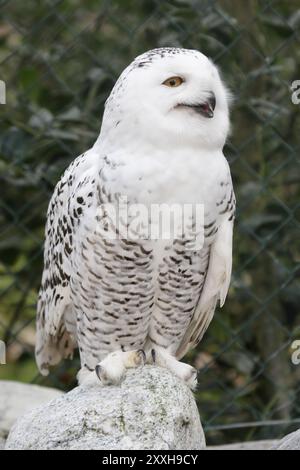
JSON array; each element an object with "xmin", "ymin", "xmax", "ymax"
[{"xmin": 0, "ymin": 0, "xmax": 299, "ymax": 445}]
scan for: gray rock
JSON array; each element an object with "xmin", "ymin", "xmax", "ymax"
[
  {"xmin": 209, "ymin": 440, "xmax": 279, "ymax": 450},
  {"xmin": 0, "ymin": 437, "xmax": 5, "ymax": 450},
  {"xmin": 276, "ymin": 430, "xmax": 300, "ymax": 450},
  {"xmin": 5, "ymin": 366, "xmax": 205, "ymax": 450},
  {"xmin": 0, "ymin": 380, "xmax": 62, "ymax": 445}
]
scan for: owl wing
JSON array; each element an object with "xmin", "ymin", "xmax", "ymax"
[
  {"xmin": 176, "ymin": 185, "xmax": 235, "ymax": 359},
  {"xmin": 35, "ymin": 153, "xmax": 89, "ymax": 375}
]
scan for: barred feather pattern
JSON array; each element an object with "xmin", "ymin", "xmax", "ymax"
[{"xmin": 36, "ymin": 149, "xmax": 235, "ymax": 375}]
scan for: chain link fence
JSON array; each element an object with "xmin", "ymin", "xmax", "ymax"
[{"xmin": 0, "ymin": 0, "xmax": 299, "ymax": 445}]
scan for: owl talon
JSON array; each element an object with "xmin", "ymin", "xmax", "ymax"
[
  {"xmin": 137, "ymin": 349, "xmax": 146, "ymax": 364},
  {"xmin": 95, "ymin": 364, "xmax": 102, "ymax": 380},
  {"xmin": 151, "ymin": 348, "xmax": 156, "ymax": 364}
]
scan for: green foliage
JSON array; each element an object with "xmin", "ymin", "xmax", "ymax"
[{"xmin": 0, "ymin": 0, "xmax": 299, "ymax": 445}]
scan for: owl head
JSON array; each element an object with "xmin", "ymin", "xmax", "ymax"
[{"xmin": 99, "ymin": 48, "xmax": 231, "ymax": 152}]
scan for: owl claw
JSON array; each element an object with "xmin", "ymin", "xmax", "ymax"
[
  {"xmin": 151, "ymin": 348, "xmax": 156, "ymax": 364},
  {"xmin": 95, "ymin": 364, "xmax": 102, "ymax": 380},
  {"xmin": 137, "ymin": 349, "xmax": 146, "ymax": 364}
]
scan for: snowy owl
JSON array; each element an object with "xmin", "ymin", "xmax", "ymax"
[{"xmin": 36, "ymin": 48, "xmax": 235, "ymax": 388}]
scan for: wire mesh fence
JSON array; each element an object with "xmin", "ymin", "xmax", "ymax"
[{"xmin": 0, "ymin": 0, "xmax": 299, "ymax": 445}]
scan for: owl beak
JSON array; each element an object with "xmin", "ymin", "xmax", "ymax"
[
  {"xmin": 177, "ymin": 92, "xmax": 216, "ymax": 118},
  {"xmin": 196, "ymin": 103, "xmax": 214, "ymax": 118},
  {"xmin": 192, "ymin": 92, "xmax": 216, "ymax": 118}
]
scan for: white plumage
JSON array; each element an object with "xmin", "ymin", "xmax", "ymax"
[{"xmin": 36, "ymin": 48, "xmax": 235, "ymax": 388}]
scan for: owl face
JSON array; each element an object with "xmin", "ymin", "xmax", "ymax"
[{"xmin": 101, "ymin": 48, "xmax": 231, "ymax": 151}]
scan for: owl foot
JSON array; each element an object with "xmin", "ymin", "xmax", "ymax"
[
  {"xmin": 149, "ymin": 348, "xmax": 198, "ymax": 390},
  {"xmin": 95, "ymin": 349, "xmax": 146, "ymax": 385}
]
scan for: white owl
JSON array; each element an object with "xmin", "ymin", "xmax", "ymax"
[{"xmin": 36, "ymin": 48, "xmax": 235, "ymax": 389}]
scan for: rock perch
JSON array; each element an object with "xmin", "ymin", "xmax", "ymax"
[
  {"xmin": 275, "ymin": 429, "xmax": 300, "ymax": 450},
  {"xmin": 0, "ymin": 381, "xmax": 62, "ymax": 449},
  {"xmin": 5, "ymin": 366, "xmax": 205, "ymax": 450}
]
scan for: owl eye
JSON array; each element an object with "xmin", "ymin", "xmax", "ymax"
[{"xmin": 162, "ymin": 76, "xmax": 184, "ymax": 87}]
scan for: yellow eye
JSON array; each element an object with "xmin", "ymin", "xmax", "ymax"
[{"xmin": 162, "ymin": 76, "xmax": 184, "ymax": 87}]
